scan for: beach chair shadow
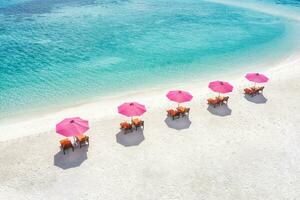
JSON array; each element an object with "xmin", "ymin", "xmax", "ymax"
[
  {"xmin": 244, "ymin": 94, "xmax": 267, "ymax": 104},
  {"xmin": 54, "ymin": 145, "xmax": 88, "ymax": 170},
  {"xmin": 116, "ymin": 129, "xmax": 145, "ymax": 147},
  {"xmin": 164, "ymin": 116, "xmax": 191, "ymax": 130},
  {"xmin": 207, "ymin": 104, "xmax": 232, "ymax": 117}
]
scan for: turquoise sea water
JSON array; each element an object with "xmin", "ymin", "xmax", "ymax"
[{"xmin": 1, "ymin": 0, "xmax": 300, "ymax": 119}]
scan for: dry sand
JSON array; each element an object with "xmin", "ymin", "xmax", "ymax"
[{"xmin": 0, "ymin": 54, "xmax": 300, "ymax": 200}]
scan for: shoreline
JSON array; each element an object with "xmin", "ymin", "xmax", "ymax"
[
  {"xmin": 1, "ymin": 50, "xmax": 300, "ymax": 142},
  {"xmin": 2, "ymin": 19, "xmax": 300, "ymax": 125}
]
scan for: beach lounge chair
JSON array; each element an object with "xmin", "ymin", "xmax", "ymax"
[
  {"xmin": 120, "ymin": 122, "xmax": 133, "ymax": 134},
  {"xmin": 59, "ymin": 138, "xmax": 74, "ymax": 154},
  {"xmin": 244, "ymin": 88, "xmax": 256, "ymax": 96},
  {"xmin": 75, "ymin": 135, "xmax": 89, "ymax": 148},
  {"xmin": 254, "ymin": 86, "xmax": 264, "ymax": 94},
  {"xmin": 167, "ymin": 109, "xmax": 180, "ymax": 120},
  {"xmin": 245, "ymin": 86, "xmax": 264, "ymax": 97},
  {"xmin": 220, "ymin": 96, "xmax": 229, "ymax": 105},
  {"xmin": 183, "ymin": 107, "xmax": 190, "ymax": 116},
  {"xmin": 132, "ymin": 118, "xmax": 144, "ymax": 130},
  {"xmin": 207, "ymin": 98, "xmax": 221, "ymax": 108},
  {"xmin": 177, "ymin": 106, "xmax": 190, "ymax": 117}
]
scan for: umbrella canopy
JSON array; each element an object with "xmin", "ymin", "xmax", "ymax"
[
  {"xmin": 166, "ymin": 90, "xmax": 193, "ymax": 103},
  {"xmin": 56, "ymin": 117, "xmax": 89, "ymax": 137},
  {"xmin": 245, "ymin": 73, "xmax": 269, "ymax": 83},
  {"xmin": 208, "ymin": 81, "xmax": 233, "ymax": 94},
  {"xmin": 118, "ymin": 102, "xmax": 146, "ymax": 117}
]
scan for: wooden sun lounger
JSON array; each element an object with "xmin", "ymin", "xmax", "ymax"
[
  {"xmin": 207, "ymin": 96, "xmax": 229, "ymax": 107},
  {"xmin": 207, "ymin": 98, "xmax": 221, "ymax": 108},
  {"xmin": 120, "ymin": 122, "xmax": 133, "ymax": 134},
  {"xmin": 254, "ymin": 86, "xmax": 264, "ymax": 94},
  {"xmin": 244, "ymin": 88, "xmax": 255, "ymax": 96},
  {"xmin": 167, "ymin": 109, "xmax": 180, "ymax": 120},
  {"xmin": 132, "ymin": 118, "xmax": 144, "ymax": 130},
  {"xmin": 244, "ymin": 86, "xmax": 264, "ymax": 97},
  {"xmin": 60, "ymin": 138, "xmax": 74, "ymax": 155},
  {"xmin": 75, "ymin": 135, "xmax": 89, "ymax": 148},
  {"xmin": 177, "ymin": 106, "xmax": 190, "ymax": 117},
  {"xmin": 220, "ymin": 96, "xmax": 229, "ymax": 105}
]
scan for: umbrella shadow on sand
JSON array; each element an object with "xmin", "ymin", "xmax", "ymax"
[
  {"xmin": 116, "ymin": 129, "xmax": 145, "ymax": 147},
  {"xmin": 207, "ymin": 104, "xmax": 232, "ymax": 117},
  {"xmin": 54, "ymin": 145, "xmax": 88, "ymax": 170},
  {"xmin": 164, "ymin": 116, "xmax": 191, "ymax": 130},
  {"xmin": 244, "ymin": 94, "xmax": 267, "ymax": 104}
]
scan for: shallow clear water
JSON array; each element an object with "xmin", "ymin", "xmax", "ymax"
[{"xmin": 1, "ymin": 0, "xmax": 300, "ymax": 119}]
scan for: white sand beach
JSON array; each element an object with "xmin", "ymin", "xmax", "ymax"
[{"xmin": 1, "ymin": 53, "xmax": 300, "ymax": 199}]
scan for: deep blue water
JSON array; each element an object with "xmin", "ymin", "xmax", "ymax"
[{"xmin": 1, "ymin": 0, "xmax": 300, "ymax": 119}]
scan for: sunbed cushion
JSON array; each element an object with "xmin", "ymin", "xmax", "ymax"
[
  {"xmin": 132, "ymin": 118, "xmax": 141, "ymax": 125},
  {"xmin": 76, "ymin": 135, "xmax": 86, "ymax": 141},
  {"xmin": 167, "ymin": 109, "xmax": 177, "ymax": 116},
  {"xmin": 60, "ymin": 138, "xmax": 72, "ymax": 147},
  {"xmin": 120, "ymin": 122, "xmax": 131, "ymax": 129}
]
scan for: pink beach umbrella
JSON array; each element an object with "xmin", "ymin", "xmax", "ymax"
[
  {"xmin": 245, "ymin": 73, "xmax": 269, "ymax": 86},
  {"xmin": 209, "ymin": 81, "xmax": 233, "ymax": 95},
  {"xmin": 166, "ymin": 90, "xmax": 193, "ymax": 105},
  {"xmin": 118, "ymin": 102, "xmax": 146, "ymax": 117},
  {"xmin": 56, "ymin": 117, "xmax": 89, "ymax": 137}
]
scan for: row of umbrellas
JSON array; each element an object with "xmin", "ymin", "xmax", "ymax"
[{"xmin": 56, "ymin": 73, "xmax": 269, "ymax": 137}]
